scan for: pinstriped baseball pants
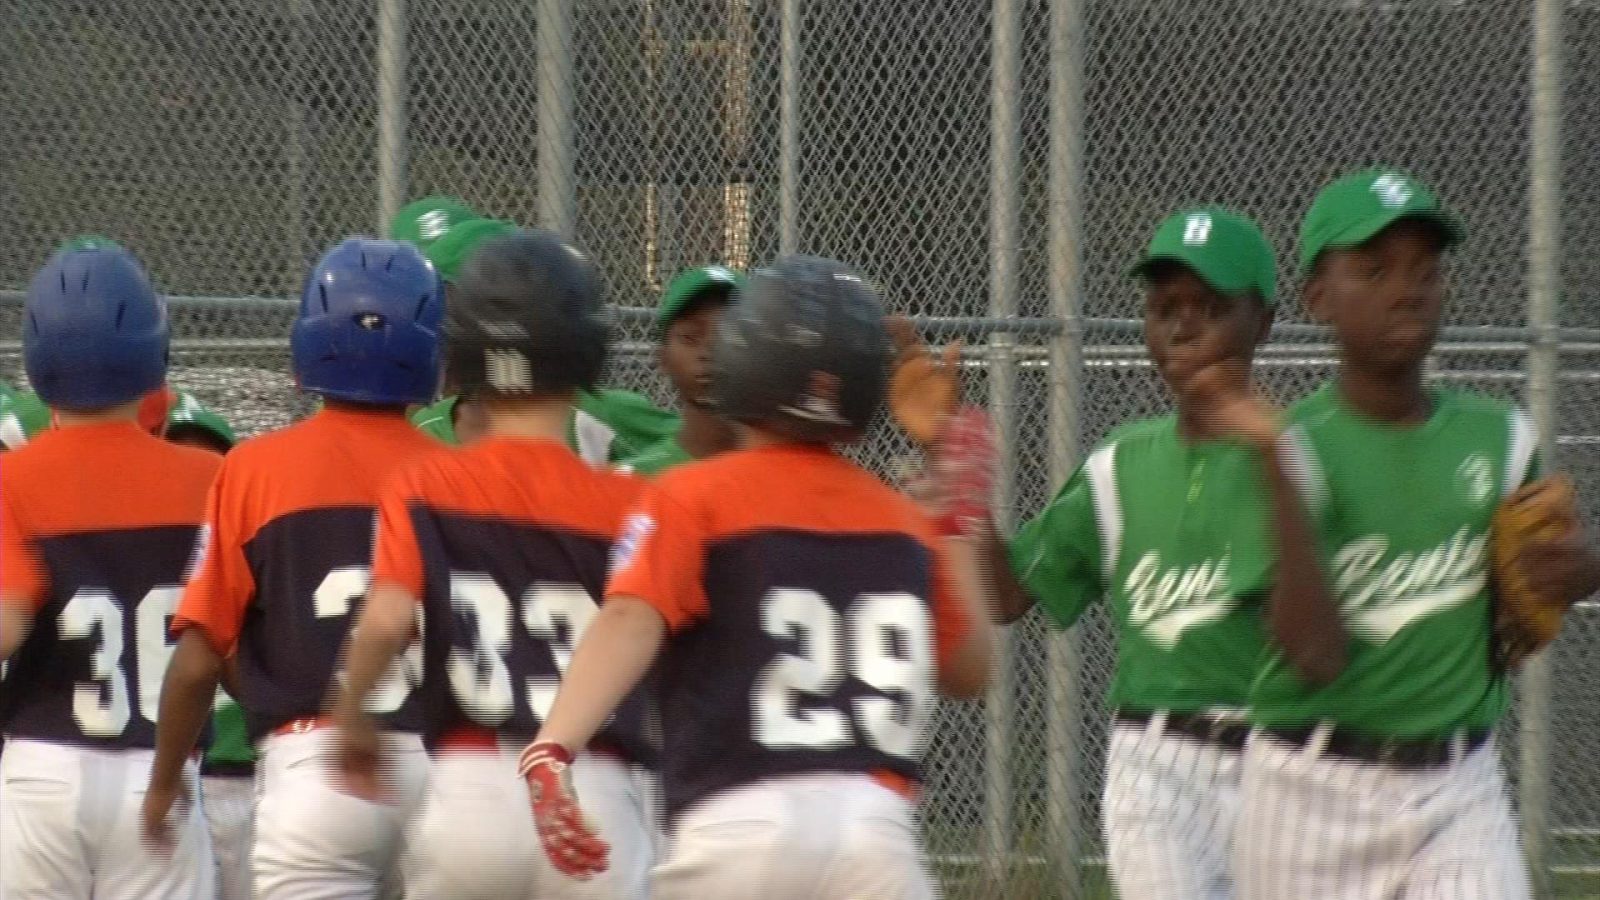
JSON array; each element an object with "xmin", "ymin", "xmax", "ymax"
[{"xmin": 1235, "ymin": 729, "xmax": 1531, "ymax": 900}]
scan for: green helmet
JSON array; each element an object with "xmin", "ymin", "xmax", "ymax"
[
  {"xmin": 165, "ymin": 391, "xmax": 237, "ymax": 453},
  {"xmin": 426, "ymin": 218, "xmax": 519, "ymax": 283},
  {"xmin": 389, "ymin": 198, "xmax": 481, "ymax": 253}
]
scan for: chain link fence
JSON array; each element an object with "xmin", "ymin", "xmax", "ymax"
[{"xmin": 4, "ymin": 0, "xmax": 1600, "ymax": 897}]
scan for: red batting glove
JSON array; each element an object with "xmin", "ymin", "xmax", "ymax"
[
  {"xmin": 519, "ymin": 741, "xmax": 610, "ymax": 879},
  {"xmin": 929, "ymin": 405, "xmax": 998, "ymax": 538}
]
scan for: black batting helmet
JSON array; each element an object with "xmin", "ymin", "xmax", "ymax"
[
  {"xmin": 444, "ymin": 229, "xmax": 610, "ymax": 398},
  {"xmin": 709, "ymin": 255, "xmax": 890, "ymax": 443}
]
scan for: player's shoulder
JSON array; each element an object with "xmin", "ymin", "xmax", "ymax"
[
  {"xmin": 617, "ymin": 435, "xmax": 683, "ymax": 476},
  {"xmin": 1285, "ymin": 380, "xmax": 1340, "ymax": 428},
  {"xmin": 647, "ymin": 446, "xmax": 783, "ymax": 501},
  {"xmin": 380, "ymin": 440, "xmax": 464, "ymax": 492},
  {"xmin": 0, "ymin": 432, "xmax": 54, "ymax": 484},
  {"xmin": 1436, "ymin": 388, "xmax": 1524, "ymax": 424},
  {"xmin": 161, "ymin": 438, "xmax": 225, "ymax": 479},
  {"xmin": 1093, "ymin": 414, "xmax": 1178, "ymax": 459},
  {"xmin": 221, "ymin": 415, "xmax": 328, "ymax": 482},
  {"xmin": 136, "ymin": 439, "xmax": 223, "ymax": 509}
]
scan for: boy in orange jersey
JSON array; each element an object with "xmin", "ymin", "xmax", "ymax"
[
  {"xmin": 525, "ymin": 256, "xmax": 998, "ymax": 899},
  {"xmin": 332, "ymin": 230, "xmax": 657, "ymax": 899},
  {"xmin": 143, "ymin": 238, "xmax": 446, "ymax": 899},
  {"xmin": 1, "ymin": 245, "xmax": 219, "ymax": 899}
]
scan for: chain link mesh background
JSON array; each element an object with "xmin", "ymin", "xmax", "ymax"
[{"xmin": 3, "ymin": 0, "xmax": 1599, "ymax": 896}]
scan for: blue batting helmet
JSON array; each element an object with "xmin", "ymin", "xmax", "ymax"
[
  {"xmin": 292, "ymin": 238, "xmax": 446, "ymax": 406},
  {"xmin": 24, "ymin": 246, "xmax": 169, "ymax": 410}
]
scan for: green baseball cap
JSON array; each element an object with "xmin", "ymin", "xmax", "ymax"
[
  {"xmin": 59, "ymin": 234, "xmax": 124, "ymax": 253},
  {"xmin": 410, "ymin": 394, "xmax": 460, "ymax": 445},
  {"xmin": 389, "ymin": 197, "xmax": 481, "ymax": 252},
  {"xmin": 657, "ymin": 265, "xmax": 745, "ymax": 331},
  {"xmin": 425, "ymin": 218, "xmax": 518, "ymax": 283},
  {"xmin": 166, "ymin": 391, "xmax": 237, "ymax": 448},
  {"xmin": 1130, "ymin": 208, "xmax": 1277, "ymax": 304},
  {"xmin": 1299, "ymin": 169, "xmax": 1465, "ymax": 272}
]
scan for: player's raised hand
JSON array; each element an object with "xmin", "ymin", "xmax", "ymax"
[
  {"xmin": 139, "ymin": 774, "xmax": 190, "ymax": 855},
  {"xmin": 887, "ymin": 314, "xmax": 962, "ymax": 446},
  {"xmin": 1177, "ymin": 359, "xmax": 1281, "ymax": 449},
  {"xmin": 520, "ymin": 741, "xmax": 610, "ymax": 878}
]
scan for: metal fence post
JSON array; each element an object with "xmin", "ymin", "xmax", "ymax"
[
  {"xmin": 376, "ymin": 0, "xmax": 408, "ymax": 235},
  {"xmin": 1046, "ymin": 0, "xmax": 1088, "ymax": 892},
  {"xmin": 985, "ymin": 0, "xmax": 1021, "ymax": 887},
  {"xmin": 286, "ymin": 0, "xmax": 308, "ymax": 272},
  {"xmin": 1520, "ymin": 0, "xmax": 1566, "ymax": 894},
  {"xmin": 778, "ymin": 0, "xmax": 801, "ymax": 255},
  {"xmin": 535, "ymin": 0, "xmax": 576, "ymax": 237}
]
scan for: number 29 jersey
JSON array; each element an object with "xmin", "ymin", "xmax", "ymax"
[
  {"xmin": 0, "ymin": 422, "xmax": 220, "ymax": 748},
  {"xmin": 371, "ymin": 436, "xmax": 652, "ymax": 760},
  {"xmin": 606, "ymin": 443, "xmax": 972, "ymax": 823}
]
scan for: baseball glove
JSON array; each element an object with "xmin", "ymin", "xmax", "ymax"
[
  {"xmin": 1492, "ymin": 473, "xmax": 1581, "ymax": 667},
  {"xmin": 887, "ymin": 315, "xmax": 961, "ymax": 446}
]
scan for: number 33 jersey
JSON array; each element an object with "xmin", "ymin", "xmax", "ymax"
[
  {"xmin": 606, "ymin": 443, "xmax": 973, "ymax": 823},
  {"xmin": 0, "ymin": 422, "xmax": 221, "ymax": 748},
  {"xmin": 172, "ymin": 407, "xmax": 441, "ymax": 741},
  {"xmin": 370, "ymin": 435, "xmax": 652, "ymax": 761}
]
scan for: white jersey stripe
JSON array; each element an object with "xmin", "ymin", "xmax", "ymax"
[
  {"xmin": 573, "ymin": 409, "xmax": 619, "ymax": 467},
  {"xmin": 1275, "ymin": 427, "xmax": 1329, "ymax": 516},
  {"xmin": 1504, "ymin": 407, "xmax": 1537, "ymax": 497},
  {"xmin": 1083, "ymin": 445, "xmax": 1122, "ymax": 581}
]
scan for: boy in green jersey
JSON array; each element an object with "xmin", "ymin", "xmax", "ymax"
[
  {"xmin": 1235, "ymin": 170, "xmax": 1600, "ymax": 900},
  {"xmin": 619, "ymin": 265, "xmax": 742, "ymax": 475},
  {"xmin": 982, "ymin": 208, "xmax": 1332, "ymax": 899}
]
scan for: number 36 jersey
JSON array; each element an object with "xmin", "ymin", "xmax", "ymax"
[
  {"xmin": 370, "ymin": 436, "xmax": 652, "ymax": 761},
  {"xmin": 172, "ymin": 407, "xmax": 440, "ymax": 741},
  {"xmin": 607, "ymin": 443, "xmax": 972, "ymax": 823},
  {"xmin": 0, "ymin": 423, "xmax": 220, "ymax": 748}
]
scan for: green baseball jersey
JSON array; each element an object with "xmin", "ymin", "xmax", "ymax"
[
  {"xmin": 0, "ymin": 389, "xmax": 232, "ymax": 450},
  {"xmin": 620, "ymin": 431, "xmax": 692, "ymax": 475},
  {"xmin": 572, "ymin": 389, "xmax": 679, "ymax": 464},
  {"xmin": 411, "ymin": 389, "xmax": 680, "ymax": 465},
  {"xmin": 205, "ymin": 696, "xmax": 256, "ymax": 768},
  {"xmin": 0, "ymin": 389, "xmax": 49, "ymax": 450},
  {"xmin": 1009, "ymin": 415, "xmax": 1274, "ymax": 713},
  {"xmin": 1251, "ymin": 383, "xmax": 1539, "ymax": 738}
]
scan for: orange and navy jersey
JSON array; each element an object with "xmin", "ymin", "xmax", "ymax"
[
  {"xmin": 172, "ymin": 408, "xmax": 438, "ymax": 740},
  {"xmin": 371, "ymin": 436, "xmax": 650, "ymax": 760},
  {"xmin": 606, "ymin": 443, "xmax": 971, "ymax": 822},
  {"xmin": 0, "ymin": 423, "xmax": 220, "ymax": 749}
]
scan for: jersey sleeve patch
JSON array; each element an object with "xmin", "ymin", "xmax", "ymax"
[{"xmin": 610, "ymin": 512, "xmax": 656, "ymax": 575}]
